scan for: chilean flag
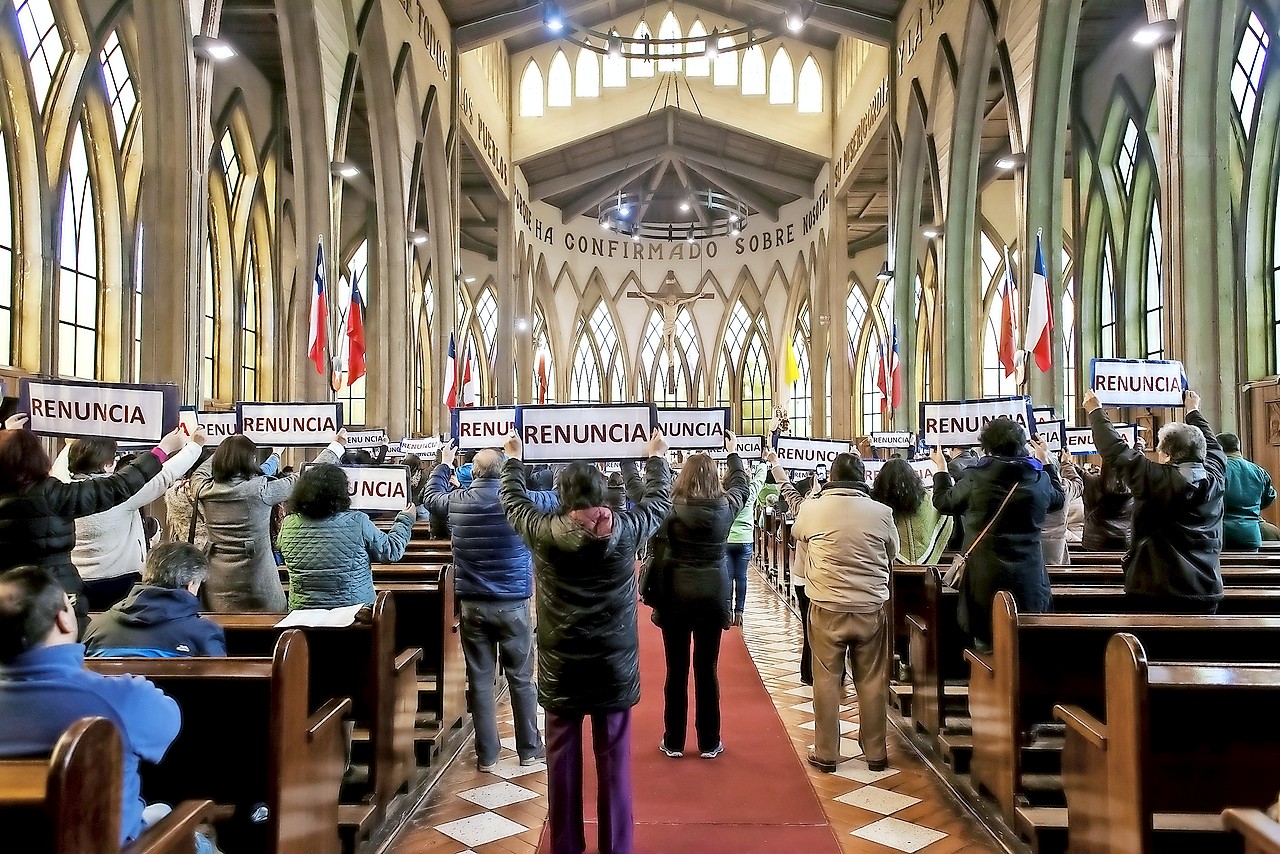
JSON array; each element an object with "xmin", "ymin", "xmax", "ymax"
[
  {"xmin": 876, "ymin": 342, "xmax": 889, "ymax": 414},
  {"xmin": 442, "ymin": 333, "xmax": 458, "ymax": 407},
  {"xmin": 888, "ymin": 323, "xmax": 902, "ymax": 410},
  {"xmin": 346, "ymin": 274, "xmax": 366, "ymax": 384},
  {"xmin": 1023, "ymin": 232, "xmax": 1054, "ymax": 372},
  {"xmin": 308, "ymin": 240, "xmax": 328, "ymax": 375},
  {"xmin": 998, "ymin": 247, "xmax": 1019, "ymax": 379},
  {"xmin": 461, "ymin": 345, "xmax": 479, "ymax": 407},
  {"xmin": 536, "ymin": 350, "xmax": 549, "ymax": 405}
]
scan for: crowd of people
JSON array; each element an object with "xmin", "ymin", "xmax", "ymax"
[{"xmin": 0, "ymin": 384, "xmax": 1276, "ymax": 854}]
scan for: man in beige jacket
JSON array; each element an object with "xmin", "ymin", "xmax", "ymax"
[{"xmin": 790, "ymin": 452, "xmax": 899, "ymax": 773}]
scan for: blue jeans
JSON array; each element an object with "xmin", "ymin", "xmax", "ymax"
[
  {"xmin": 726, "ymin": 543, "xmax": 753, "ymax": 613},
  {"xmin": 460, "ymin": 599, "xmax": 543, "ymax": 766},
  {"xmin": 140, "ymin": 803, "xmax": 214, "ymax": 854}
]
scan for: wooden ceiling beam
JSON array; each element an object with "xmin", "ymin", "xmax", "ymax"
[
  {"xmin": 529, "ymin": 151, "xmax": 662, "ymax": 198},
  {"xmin": 682, "ymin": 159, "xmax": 781, "ymax": 222},
  {"xmin": 558, "ymin": 159, "xmax": 663, "ymax": 222}
]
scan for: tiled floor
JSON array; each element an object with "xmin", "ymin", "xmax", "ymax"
[{"xmin": 385, "ymin": 567, "xmax": 1000, "ymax": 853}]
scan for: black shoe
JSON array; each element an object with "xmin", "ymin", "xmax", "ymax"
[
  {"xmin": 806, "ymin": 752, "xmax": 837, "ymax": 773},
  {"xmin": 866, "ymin": 758, "xmax": 889, "ymax": 772}
]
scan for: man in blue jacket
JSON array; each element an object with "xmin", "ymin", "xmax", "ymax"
[
  {"xmin": 423, "ymin": 443, "xmax": 558, "ymax": 772},
  {"xmin": 84, "ymin": 542, "xmax": 227, "ymax": 657},
  {"xmin": 0, "ymin": 565, "xmax": 210, "ymax": 852}
]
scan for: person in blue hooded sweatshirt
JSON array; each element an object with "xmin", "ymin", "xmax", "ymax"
[
  {"xmin": 931, "ymin": 418, "xmax": 1064, "ymax": 650},
  {"xmin": 0, "ymin": 564, "xmax": 213, "ymax": 852},
  {"xmin": 83, "ymin": 542, "xmax": 226, "ymax": 657}
]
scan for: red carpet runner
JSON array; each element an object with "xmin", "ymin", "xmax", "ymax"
[{"xmin": 537, "ymin": 612, "xmax": 841, "ymax": 853}]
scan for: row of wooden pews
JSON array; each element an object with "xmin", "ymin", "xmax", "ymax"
[{"xmin": 886, "ymin": 546, "xmax": 1280, "ymax": 853}]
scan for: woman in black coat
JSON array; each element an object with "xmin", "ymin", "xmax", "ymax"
[
  {"xmin": 930, "ymin": 418, "xmax": 1064, "ymax": 650},
  {"xmin": 648, "ymin": 434, "xmax": 750, "ymax": 760}
]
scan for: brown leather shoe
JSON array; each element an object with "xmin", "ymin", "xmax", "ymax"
[{"xmin": 806, "ymin": 752, "xmax": 854, "ymax": 773}]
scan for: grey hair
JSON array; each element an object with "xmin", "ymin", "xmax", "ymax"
[
  {"xmin": 469, "ymin": 448, "xmax": 504, "ymax": 479},
  {"xmin": 142, "ymin": 542, "xmax": 209, "ymax": 589},
  {"xmin": 1157, "ymin": 421, "xmax": 1207, "ymax": 463}
]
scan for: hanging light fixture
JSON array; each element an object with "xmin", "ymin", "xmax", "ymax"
[
  {"xmin": 551, "ymin": 7, "xmax": 806, "ymax": 60},
  {"xmin": 705, "ymin": 27, "xmax": 720, "ymax": 60}
]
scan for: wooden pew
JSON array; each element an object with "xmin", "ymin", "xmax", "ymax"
[
  {"xmin": 1055, "ymin": 634, "xmax": 1280, "ymax": 853},
  {"xmin": 87, "ymin": 631, "xmax": 349, "ymax": 854},
  {"xmin": 966, "ymin": 590, "xmax": 1280, "ymax": 824},
  {"xmin": 0, "ymin": 716, "xmax": 216, "ymax": 854},
  {"xmin": 1224, "ymin": 809, "xmax": 1280, "ymax": 854},
  {"xmin": 210, "ymin": 591, "xmax": 420, "ymax": 829},
  {"xmin": 1065, "ymin": 549, "xmax": 1280, "ymax": 566}
]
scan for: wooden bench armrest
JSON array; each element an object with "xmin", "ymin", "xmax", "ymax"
[
  {"xmin": 307, "ymin": 697, "xmax": 353, "ymax": 738},
  {"xmin": 963, "ymin": 648, "xmax": 993, "ymax": 674},
  {"xmin": 905, "ymin": 614, "xmax": 926, "ymax": 634},
  {"xmin": 123, "ymin": 799, "xmax": 216, "ymax": 854},
  {"xmin": 1224, "ymin": 809, "xmax": 1280, "ymax": 851},
  {"xmin": 1054, "ymin": 704, "xmax": 1107, "ymax": 750},
  {"xmin": 394, "ymin": 647, "xmax": 424, "ymax": 672}
]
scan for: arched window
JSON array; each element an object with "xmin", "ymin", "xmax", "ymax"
[
  {"xmin": 575, "ymin": 45, "xmax": 600, "ymax": 97},
  {"xmin": 1273, "ymin": 166, "xmax": 1280, "ymax": 366},
  {"xmin": 1100, "ymin": 239, "xmax": 1117, "ymax": 358},
  {"xmin": 1144, "ymin": 203, "xmax": 1164, "ymax": 358},
  {"xmin": 132, "ymin": 226, "xmax": 143, "ymax": 380},
  {"xmin": 100, "ymin": 31, "xmax": 137, "ymax": 144},
  {"xmin": 797, "ymin": 55, "xmax": 823, "ymax": 113},
  {"xmin": 57, "ymin": 125, "xmax": 98, "ymax": 379},
  {"xmin": 847, "ymin": 284, "xmax": 881, "ymax": 434},
  {"xmin": 824, "ymin": 355, "xmax": 832, "ymax": 436},
  {"xmin": 980, "ymin": 233, "xmax": 1016, "ymax": 398},
  {"xmin": 787, "ymin": 307, "xmax": 812, "ymax": 436},
  {"xmin": 1233, "ymin": 10, "xmax": 1270, "ymax": 137},
  {"xmin": 768, "ymin": 47, "xmax": 794, "ymax": 105},
  {"xmin": 570, "ymin": 302, "xmax": 624, "ymax": 402},
  {"xmin": 15, "ymin": 0, "xmax": 64, "ymax": 113},
  {"xmin": 631, "ymin": 21, "xmax": 655, "ymax": 78},
  {"xmin": 862, "ymin": 338, "xmax": 884, "ymax": 434},
  {"xmin": 685, "ymin": 20, "xmax": 710, "ymax": 77},
  {"xmin": 202, "ymin": 241, "xmax": 217, "ymax": 401},
  {"xmin": 219, "ymin": 129, "xmax": 241, "ymax": 197},
  {"xmin": 639, "ymin": 307, "xmax": 700, "ymax": 405},
  {"xmin": 657, "ymin": 11, "xmax": 682, "ymax": 73},
  {"xmin": 716, "ymin": 301, "xmax": 770, "ymax": 433},
  {"xmin": 1117, "ymin": 118, "xmax": 1140, "ymax": 191},
  {"xmin": 712, "ymin": 34, "xmax": 737, "ymax": 86},
  {"xmin": 547, "ymin": 50, "xmax": 572, "ymax": 108},
  {"xmin": 338, "ymin": 240, "xmax": 368, "ymax": 423},
  {"xmin": 1062, "ymin": 246, "xmax": 1078, "ymax": 419},
  {"xmin": 519, "ymin": 60, "xmax": 544, "ymax": 117},
  {"xmin": 602, "ymin": 38, "xmax": 627, "ymax": 87},
  {"xmin": 533, "ymin": 306, "xmax": 555, "ymax": 402},
  {"xmin": 0, "ymin": 130, "xmax": 13, "ymax": 363},
  {"xmin": 475, "ymin": 287, "xmax": 499, "ymax": 400},
  {"xmin": 741, "ymin": 45, "xmax": 766, "ymax": 95},
  {"xmin": 241, "ymin": 245, "xmax": 260, "ymax": 399}
]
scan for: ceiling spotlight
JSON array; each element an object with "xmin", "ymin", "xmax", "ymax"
[
  {"xmin": 464, "ymin": 276, "xmax": 476, "ymax": 284},
  {"xmin": 730, "ymin": 225, "xmax": 741, "ymax": 235},
  {"xmin": 994, "ymin": 153, "xmax": 1026, "ymax": 170},
  {"xmin": 607, "ymin": 29, "xmax": 623, "ymax": 58},
  {"xmin": 193, "ymin": 35, "xmax": 236, "ymax": 61},
  {"xmin": 618, "ymin": 205, "xmax": 630, "ymax": 217},
  {"xmin": 680, "ymin": 201, "xmax": 691, "ymax": 212},
  {"xmin": 515, "ymin": 317, "xmax": 530, "ymax": 332},
  {"xmin": 921, "ymin": 224, "xmax": 941, "ymax": 239},
  {"xmin": 632, "ymin": 232, "xmax": 641, "ymax": 242},
  {"xmin": 331, "ymin": 161, "xmax": 360, "ymax": 179},
  {"xmin": 409, "ymin": 230, "xmax": 430, "ymax": 245},
  {"xmin": 687, "ymin": 231, "xmax": 696, "ymax": 243},
  {"xmin": 1132, "ymin": 19, "xmax": 1177, "ymax": 47},
  {"xmin": 705, "ymin": 28, "xmax": 720, "ymax": 60},
  {"xmin": 601, "ymin": 220, "xmax": 612, "ymax": 230},
  {"xmin": 786, "ymin": 5, "xmax": 805, "ymax": 32},
  {"xmin": 876, "ymin": 262, "xmax": 894, "ymax": 282},
  {"xmin": 543, "ymin": 1, "xmax": 564, "ymax": 33},
  {"xmin": 729, "ymin": 213, "xmax": 739, "ymax": 223}
]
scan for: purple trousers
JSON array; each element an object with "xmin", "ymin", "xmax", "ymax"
[{"xmin": 545, "ymin": 708, "xmax": 633, "ymax": 854}]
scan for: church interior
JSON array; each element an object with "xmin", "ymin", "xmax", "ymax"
[{"xmin": 4, "ymin": 0, "xmax": 1280, "ymax": 852}]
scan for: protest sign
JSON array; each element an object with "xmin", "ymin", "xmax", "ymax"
[
  {"xmin": 863, "ymin": 458, "xmax": 939, "ymax": 487},
  {"xmin": 451, "ymin": 406, "xmax": 519, "ymax": 450},
  {"xmin": 1032, "ymin": 406, "xmax": 1056, "ymax": 423},
  {"xmin": 20, "ymin": 378, "xmax": 179, "ymax": 442},
  {"xmin": 195, "ymin": 411, "xmax": 238, "ymax": 446},
  {"xmin": 870, "ymin": 431, "xmax": 914, "ymax": 449},
  {"xmin": 656, "ymin": 407, "xmax": 730, "ymax": 451},
  {"xmin": 773, "ymin": 437, "xmax": 854, "ymax": 471},
  {"xmin": 337, "ymin": 465, "xmax": 410, "ymax": 512},
  {"xmin": 399, "ymin": 436, "xmax": 443, "ymax": 456},
  {"xmin": 236, "ymin": 402, "xmax": 342, "ymax": 447},
  {"xmin": 1090, "ymin": 358, "xmax": 1186, "ymax": 407},
  {"xmin": 1036, "ymin": 419, "xmax": 1066, "ymax": 453},
  {"xmin": 520, "ymin": 404, "xmax": 656, "ymax": 463},
  {"xmin": 918, "ymin": 396, "xmax": 1035, "ymax": 448},
  {"xmin": 1064, "ymin": 423, "xmax": 1139, "ymax": 455},
  {"xmin": 344, "ymin": 428, "xmax": 389, "ymax": 450},
  {"xmin": 178, "ymin": 407, "xmax": 200, "ymax": 437}
]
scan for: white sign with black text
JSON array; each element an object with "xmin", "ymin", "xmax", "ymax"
[
  {"xmin": 236, "ymin": 402, "xmax": 342, "ymax": 447},
  {"xmin": 1035, "ymin": 419, "xmax": 1066, "ymax": 453},
  {"xmin": 656, "ymin": 407, "xmax": 729, "ymax": 451},
  {"xmin": 519, "ymin": 404, "xmax": 656, "ymax": 463},
  {"xmin": 339, "ymin": 465, "xmax": 411, "ymax": 512},
  {"xmin": 709, "ymin": 434, "xmax": 764, "ymax": 462},
  {"xmin": 195, "ymin": 412, "xmax": 238, "ymax": 446},
  {"xmin": 870, "ymin": 431, "xmax": 914, "ymax": 449},
  {"xmin": 774, "ymin": 437, "xmax": 854, "ymax": 471},
  {"xmin": 399, "ymin": 436, "xmax": 443, "ymax": 456},
  {"xmin": 918, "ymin": 396, "xmax": 1035, "ymax": 448},
  {"xmin": 1090, "ymin": 358, "xmax": 1186, "ymax": 407},
  {"xmin": 344, "ymin": 428, "xmax": 389, "ymax": 450},
  {"xmin": 1064, "ymin": 424, "xmax": 1140, "ymax": 456},
  {"xmin": 452, "ymin": 407, "xmax": 519, "ymax": 450},
  {"xmin": 862, "ymin": 458, "xmax": 939, "ymax": 487},
  {"xmin": 20, "ymin": 378, "xmax": 179, "ymax": 442}
]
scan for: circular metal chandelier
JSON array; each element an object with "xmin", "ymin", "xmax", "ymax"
[{"xmin": 597, "ymin": 189, "xmax": 750, "ymax": 241}]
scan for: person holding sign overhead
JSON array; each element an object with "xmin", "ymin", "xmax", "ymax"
[
  {"xmin": 192, "ymin": 430, "xmax": 346, "ymax": 612},
  {"xmin": 930, "ymin": 419, "xmax": 1064, "ymax": 650},
  {"xmin": 869, "ymin": 458, "xmax": 953, "ymax": 566},
  {"xmin": 1084, "ymin": 387, "xmax": 1227, "ymax": 613},
  {"xmin": 0, "ymin": 415, "xmax": 194, "ymax": 628}
]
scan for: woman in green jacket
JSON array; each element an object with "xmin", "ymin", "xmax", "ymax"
[
  {"xmin": 725, "ymin": 459, "xmax": 769, "ymax": 626},
  {"xmin": 870, "ymin": 458, "xmax": 953, "ymax": 565}
]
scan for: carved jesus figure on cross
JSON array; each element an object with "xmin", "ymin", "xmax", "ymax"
[{"xmin": 626, "ymin": 271, "xmax": 715, "ymax": 389}]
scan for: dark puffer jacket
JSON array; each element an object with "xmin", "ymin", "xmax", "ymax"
[
  {"xmin": 500, "ymin": 456, "xmax": 671, "ymax": 713},
  {"xmin": 422, "ymin": 465, "xmax": 558, "ymax": 600},
  {"xmin": 0, "ymin": 452, "xmax": 163, "ymax": 593},
  {"xmin": 934, "ymin": 454, "xmax": 1065, "ymax": 645},
  {"xmin": 649, "ymin": 454, "xmax": 750, "ymax": 628},
  {"xmin": 1079, "ymin": 464, "xmax": 1134, "ymax": 551},
  {"xmin": 82, "ymin": 584, "xmax": 227, "ymax": 657},
  {"xmin": 1090, "ymin": 408, "xmax": 1226, "ymax": 603}
]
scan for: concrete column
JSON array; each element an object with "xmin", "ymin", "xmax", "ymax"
[{"xmin": 495, "ymin": 204, "xmax": 515, "ymax": 403}]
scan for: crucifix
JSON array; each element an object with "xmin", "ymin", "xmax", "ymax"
[{"xmin": 626, "ymin": 271, "xmax": 715, "ymax": 391}]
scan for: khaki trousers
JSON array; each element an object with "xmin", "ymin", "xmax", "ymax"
[{"xmin": 808, "ymin": 602, "xmax": 889, "ymax": 765}]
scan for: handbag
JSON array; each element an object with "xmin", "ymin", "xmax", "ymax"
[
  {"xmin": 943, "ymin": 482, "xmax": 1019, "ymax": 589},
  {"xmin": 639, "ymin": 521, "xmax": 669, "ymax": 607}
]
